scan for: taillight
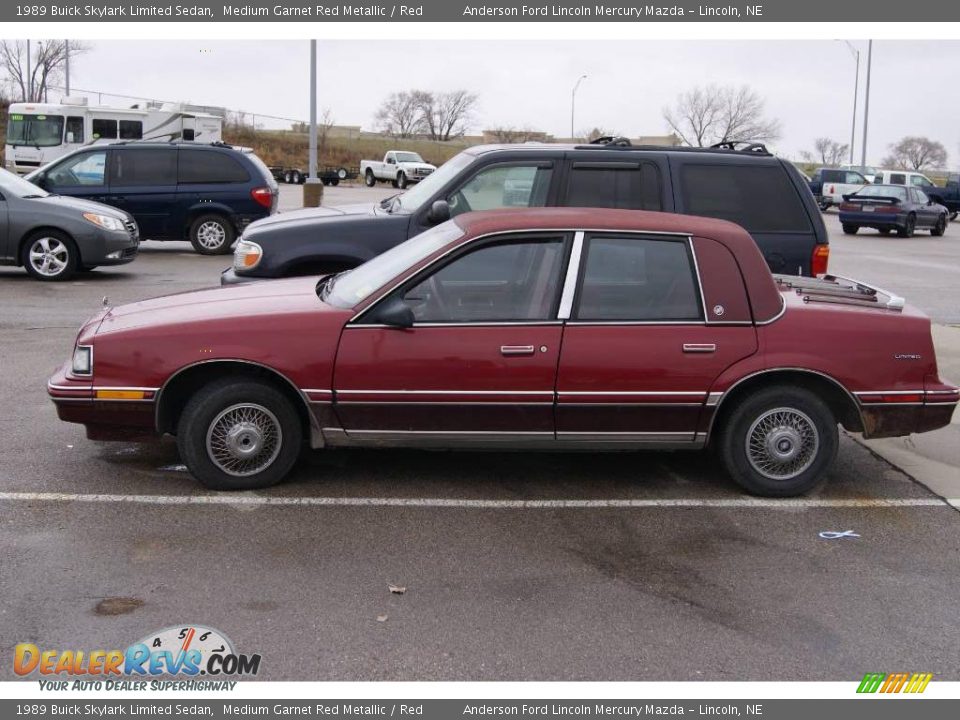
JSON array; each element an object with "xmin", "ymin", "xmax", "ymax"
[
  {"xmin": 839, "ymin": 202, "xmax": 858, "ymax": 211},
  {"xmin": 251, "ymin": 186, "xmax": 273, "ymax": 209},
  {"xmin": 828, "ymin": 185, "xmax": 835, "ymax": 194},
  {"xmin": 811, "ymin": 245, "xmax": 829, "ymax": 277},
  {"xmin": 875, "ymin": 205, "xmax": 900, "ymax": 214}
]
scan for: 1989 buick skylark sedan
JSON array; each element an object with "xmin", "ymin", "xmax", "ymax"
[{"xmin": 48, "ymin": 208, "xmax": 958, "ymax": 496}]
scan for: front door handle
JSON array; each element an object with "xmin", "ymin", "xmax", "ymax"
[
  {"xmin": 683, "ymin": 343, "xmax": 716, "ymax": 353},
  {"xmin": 501, "ymin": 345, "xmax": 535, "ymax": 357}
]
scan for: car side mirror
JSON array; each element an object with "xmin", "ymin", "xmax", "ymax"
[
  {"xmin": 33, "ymin": 173, "xmax": 48, "ymax": 189},
  {"xmin": 374, "ymin": 296, "xmax": 415, "ymax": 329},
  {"xmin": 427, "ymin": 200, "xmax": 451, "ymax": 225}
]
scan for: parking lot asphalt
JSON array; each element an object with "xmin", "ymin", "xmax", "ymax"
[{"xmin": 1, "ymin": 184, "xmax": 958, "ymax": 681}]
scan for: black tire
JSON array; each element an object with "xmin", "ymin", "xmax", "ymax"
[
  {"xmin": 819, "ymin": 201, "xmax": 831, "ymax": 212},
  {"xmin": 321, "ymin": 178, "xmax": 330, "ymax": 186},
  {"xmin": 21, "ymin": 230, "xmax": 79, "ymax": 281},
  {"xmin": 897, "ymin": 214, "xmax": 916, "ymax": 238},
  {"xmin": 365, "ymin": 170, "xmax": 376, "ymax": 187},
  {"xmin": 189, "ymin": 214, "xmax": 236, "ymax": 255},
  {"xmin": 177, "ymin": 378, "xmax": 303, "ymax": 491},
  {"xmin": 717, "ymin": 386, "xmax": 839, "ymax": 497},
  {"xmin": 931, "ymin": 214, "xmax": 947, "ymax": 237},
  {"xmin": 950, "ymin": 212, "xmax": 957, "ymax": 222},
  {"xmin": 330, "ymin": 178, "xmax": 340, "ymax": 187},
  {"xmin": 842, "ymin": 224, "xmax": 859, "ymax": 235},
  {"xmin": 291, "ymin": 170, "xmax": 303, "ymax": 185},
  {"xmin": 397, "ymin": 172, "xmax": 408, "ymax": 190},
  {"xmin": 391, "ymin": 178, "xmax": 399, "ymax": 188},
  {"xmin": 283, "ymin": 171, "xmax": 293, "ymax": 184},
  {"xmin": 877, "ymin": 228, "xmax": 892, "ymax": 235}
]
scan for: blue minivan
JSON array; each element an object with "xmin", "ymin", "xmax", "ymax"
[{"xmin": 26, "ymin": 142, "xmax": 278, "ymax": 254}]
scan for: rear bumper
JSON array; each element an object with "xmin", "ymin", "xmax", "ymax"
[
  {"xmin": 838, "ymin": 211, "xmax": 905, "ymax": 227},
  {"xmin": 858, "ymin": 386, "xmax": 959, "ymax": 438}
]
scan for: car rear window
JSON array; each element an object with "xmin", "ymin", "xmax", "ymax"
[
  {"xmin": 679, "ymin": 164, "xmax": 812, "ymax": 233},
  {"xmin": 178, "ymin": 150, "xmax": 250, "ymax": 184}
]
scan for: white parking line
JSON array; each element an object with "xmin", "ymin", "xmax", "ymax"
[{"xmin": 0, "ymin": 491, "xmax": 952, "ymax": 509}]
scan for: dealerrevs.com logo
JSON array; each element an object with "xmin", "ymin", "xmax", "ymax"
[
  {"xmin": 14, "ymin": 625, "xmax": 261, "ymax": 688},
  {"xmin": 857, "ymin": 672, "xmax": 933, "ymax": 694}
]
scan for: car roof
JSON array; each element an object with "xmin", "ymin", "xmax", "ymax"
[
  {"xmin": 451, "ymin": 207, "xmax": 783, "ymax": 322},
  {"xmin": 464, "ymin": 143, "xmax": 777, "ymax": 159}
]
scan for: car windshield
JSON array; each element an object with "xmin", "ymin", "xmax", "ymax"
[
  {"xmin": 389, "ymin": 151, "xmax": 474, "ymax": 213},
  {"xmin": 6, "ymin": 113, "xmax": 64, "ymax": 147},
  {"xmin": 856, "ymin": 185, "xmax": 907, "ymax": 201},
  {"xmin": 323, "ymin": 222, "xmax": 465, "ymax": 308},
  {"xmin": 0, "ymin": 167, "xmax": 49, "ymax": 198},
  {"xmin": 395, "ymin": 152, "xmax": 424, "ymax": 163}
]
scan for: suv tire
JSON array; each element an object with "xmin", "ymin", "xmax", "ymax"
[
  {"xmin": 398, "ymin": 172, "xmax": 408, "ymax": 189},
  {"xmin": 189, "ymin": 214, "xmax": 235, "ymax": 255}
]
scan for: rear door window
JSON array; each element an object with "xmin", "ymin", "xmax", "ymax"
[
  {"xmin": 178, "ymin": 151, "xmax": 250, "ymax": 184},
  {"xmin": 111, "ymin": 149, "xmax": 177, "ymax": 186},
  {"xmin": 890, "ymin": 173, "xmax": 907, "ymax": 185},
  {"xmin": 679, "ymin": 164, "xmax": 811, "ymax": 233},
  {"xmin": 564, "ymin": 162, "xmax": 662, "ymax": 211}
]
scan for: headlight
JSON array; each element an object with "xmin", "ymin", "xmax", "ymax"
[
  {"xmin": 72, "ymin": 345, "xmax": 93, "ymax": 376},
  {"xmin": 82, "ymin": 212, "xmax": 126, "ymax": 232},
  {"xmin": 233, "ymin": 239, "xmax": 263, "ymax": 272}
]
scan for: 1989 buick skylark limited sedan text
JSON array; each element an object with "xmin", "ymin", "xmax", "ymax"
[{"xmin": 48, "ymin": 208, "xmax": 958, "ymax": 495}]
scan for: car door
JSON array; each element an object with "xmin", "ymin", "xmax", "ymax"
[
  {"xmin": 108, "ymin": 147, "xmax": 177, "ymax": 239},
  {"xmin": 332, "ymin": 232, "xmax": 569, "ymax": 442},
  {"xmin": 556, "ymin": 232, "xmax": 758, "ymax": 444},
  {"xmin": 41, "ymin": 149, "xmax": 110, "ymax": 203},
  {"xmin": 912, "ymin": 189, "xmax": 937, "ymax": 227}
]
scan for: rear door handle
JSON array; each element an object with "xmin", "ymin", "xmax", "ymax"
[
  {"xmin": 501, "ymin": 345, "xmax": 535, "ymax": 356},
  {"xmin": 683, "ymin": 343, "xmax": 716, "ymax": 353}
]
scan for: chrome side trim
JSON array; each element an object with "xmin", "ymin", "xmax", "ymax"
[
  {"xmin": 92, "ymin": 386, "xmax": 159, "ymax": 393},
  {"xmin": 853, "ymin": 390, "xmax": 925, "ymax": 396},
  {"xmin": 682, "ymin": 343, "xmax": 716, "ymax": 353},
  {"xmin": 335, "ymin": 389, "xmax": 554, "ymax": 396},
  {"xmin": 557, "ymin": 231, "xmax": 585, "ymax": 320},
  {"xmin": 48, "ymin": 383, "xmax": 92, "ymax": 391},
  {"xmin": 335, "ymin": 401, "xmax": 554, "ymax": 407},
  {"xmin": 348, "ymin": 322, "xmax": 564, "ymax": 329},
  {"xmin": 559, "ymin": 390, "xmax": 705, "ymax": 397},
  {"xmin": 557, "ymin": 431, "xmax": 697, "ymax": 442},
  {"xmin": 755, "ymin": 296, "xmax": 787, "ymax": 326},
  {"xmin": 301, "ymin": 388, "xmax": 333, "ymax": 395}
]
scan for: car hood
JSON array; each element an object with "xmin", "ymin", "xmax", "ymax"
[
  {"xmin": 398, "ymin": 162, "xmax": 436, "ymax": 171},
  {"xmin": 97, "ymin": 276, "xmax": 345, "ymax": 335},
  {"xmin": 243, "ymin": 203, "xmax": 387, "ymax": 236},
  {"xmin": 31, "ymin": 194, "xmax": 131, "ymax": 220}
]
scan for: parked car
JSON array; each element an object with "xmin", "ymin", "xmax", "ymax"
[
  {"xmin": 839, "ymin": 184, "xmax": 948, "ymax": 237},
  {"xmin": 26, "ymin": 142, "xmax": 278, "ymax": 255},
  {"xmin": 807, "ymin": 168, "xmax": 870, "ymax": 211},
  {"xmin": 49, "ymin": 208, "xmax": 957, "ymax": 496},
  {"xmin": 0, "ymin": 166, "xmax": 138, "ymax": 281},
  {"xmin": 872, "ymin": 169, "xmax": 959, "ymax": 220},
  {"xmin": 360, "ymin": 151, "xmax": 437, "ymax": 189},
  {"xmin": 224, "ymin": 141, "xmax": 829, "ymax": 285}
]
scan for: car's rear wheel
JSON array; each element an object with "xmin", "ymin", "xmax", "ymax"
[
  {"xmin": 717, "ymin": 386, "xmax": 838, "ymax": 497},
  {"xmin": 189, "ymin": 214, "xmax": 235, "ymax": 255},
  {"xmin": 842, "ymin": 224, "xmax": 859, "ymax": 235},
  {"xmin": 365, "ymin": 170, "xmax": 376, "ymax": 187},
  {"xmin": 177, "ymin": 379, "xmax": 303, "ymax": 490},
  {"xmin": 819, "ymin": 201, "xmax": 830, "ymax": 212},
  {"xmin": 931, "ymin": 214, "xmax": 947, "ymax": 236},
  {"xmin": 897, "ymin": 214, "xmax": 916, "ymax": 238},
  {"xmin": 21, "ymin": 231, "xmax": 79, "ymax": 281}
]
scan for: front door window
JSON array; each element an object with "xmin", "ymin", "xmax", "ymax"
[{"xmin": 446, "ymin": 165, "xmax": 552, "ymax": 218}]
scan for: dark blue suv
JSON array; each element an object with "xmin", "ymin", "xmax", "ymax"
[{"xmin": 26, "ymin": 142, "xmax": 278, "ymax": 254}]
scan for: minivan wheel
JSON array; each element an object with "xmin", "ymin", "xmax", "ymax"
[
  {"xmin": 365, "ymin": 170, "xmax": 376, "ymax": 187},
  {"xmin": 22, "ymin": 231, "xmax": 79, "ymax": 281},
  {"xmin": 177, "ymin": 379, "xmax": 303, "ymax": 491},
  {"xmin": 717, "ymin": 386, "xmax": 838, "ymax": 497},
  {"xmin": 189, "ymin": 214, "xmax": 235, "ymax": 255},
  {"xmin": 897, "ymin": 214, "xmax": 916, "ymax": 238}
]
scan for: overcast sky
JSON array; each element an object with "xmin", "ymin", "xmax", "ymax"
[{"xmin": 25, "ymin": 38, "xmax": 960, "ymax": 166}]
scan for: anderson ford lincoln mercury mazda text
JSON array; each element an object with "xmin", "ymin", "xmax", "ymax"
[{"xmin": 48, "ymin": 209, "xmax": 958, "ymax": 496}]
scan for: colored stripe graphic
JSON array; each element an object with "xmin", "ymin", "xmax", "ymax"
[{"xmin": 857, "ymin": 672, "xmax": 931, "ymax": 693}]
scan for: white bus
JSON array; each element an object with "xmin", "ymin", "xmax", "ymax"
[{"xmin": 4, "ymin": 97, "xmax": 223, "ymax": 174}]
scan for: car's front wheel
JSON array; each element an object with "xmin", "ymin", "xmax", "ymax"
[
  {"xmin": 842, "ymin": 224, "xmax": 859, "ymax": 235},
  {"xmin": 717, "ymin": 386, "xmax": 838, "ymax": 497},
  {"xmin": 22, "ymin": 231, "xmax": 79, "ymax": 281},
  {"xmin": 365, "ymin": 170, "xmax": 376, "ymax": 187},
  {"xmin": 177, "ymin": 379, "xmax": 303, "ymax": 490},
  {"xmin": 931, "ymin": 214, "xmax": 947, "ymax": 237},
  {"xmin": 189, "ymin": 214, "xmax": 235, "ymax": 255}
]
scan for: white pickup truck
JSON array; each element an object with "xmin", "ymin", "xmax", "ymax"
[{"xmin": 360, "ymin": 151, "xmax": 436, "ymax": 189}]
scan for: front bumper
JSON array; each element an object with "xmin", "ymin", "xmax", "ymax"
[
  {"xmin": 220, "ymin": 267, "xmax": 267, "ymax": 285},
  {"xmin": 81, "ymin": 226, "xmax": 140, "ymax": 266}
]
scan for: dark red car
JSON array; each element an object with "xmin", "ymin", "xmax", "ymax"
[{"xmin": 48, "ymin": 208, "xmax": 958, "ymax": 496}]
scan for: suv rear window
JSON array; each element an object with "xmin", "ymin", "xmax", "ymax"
[
  {"xmin": 178, "ymin": 150, "xmax": 249, "ymax": 184},
  {"xmin": 679, "ymin": 164, "xmax": 811, "ymax": 233},
  {"xmin": 565, "ymin": 162, "xmax": 662, "ymax": 211}
]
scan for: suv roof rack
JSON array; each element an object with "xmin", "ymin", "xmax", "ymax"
[
  {"xmin": 709, "ymin": 141, "xmax": 770, "ymax": 154},
  {"xmin": 774, "ymin": 274, "xmax": 904, "ymax": 312},
  {"xmin": 570, "ymin": 141, "xmax": 773, "ymax": 156},
  {"xmin": 589, "ymin": 135, "xmax": 632, "ymax": 147}
]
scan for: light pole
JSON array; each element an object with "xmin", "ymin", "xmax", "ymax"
[
  {"xmin": 65, "ymin": 40, "xmax": 70, "ymax": 96},
  {"xmin": 570, "ymin": 74, "xmax": 587, "ymax": 141},
  {"xmin": 303, "ymin": 39, "xmax": 323, "ymax": 208},
  {"xmin": 860, "ymin": 40, "xmax": 873, "ymax": 173},
  {"xmin": 841, "ymin": 41, "xmax": 859, "ymax": 166}
]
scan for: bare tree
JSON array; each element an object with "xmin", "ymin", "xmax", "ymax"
[
  {"xmin": 486, "ymin": 126, "xmax": 541, "ymax": 143},
  {"xmin": 882, "ymin": 136, "xmax": 948, "ymax": 171},
  {"xmin": 0, "ymin": 40, "xmax": 90, "ymax": 102},
  {"xmin": 416, "ymin": 89, "xmax": 478, "ymax": 141},
  {"xmin": 663, "ymin": 84, "xmax": 781, "ymax": 147},
  {"xmin": 811, "ymin": 137, "xmax": 850, "ymax": 166},
  {"xmin": 318, "ymin": 108, "xmax": 335, "ymax": 160},
  {"xmin": 375, "ymin": 91, "xmax": 423, "ymax": 138}
]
